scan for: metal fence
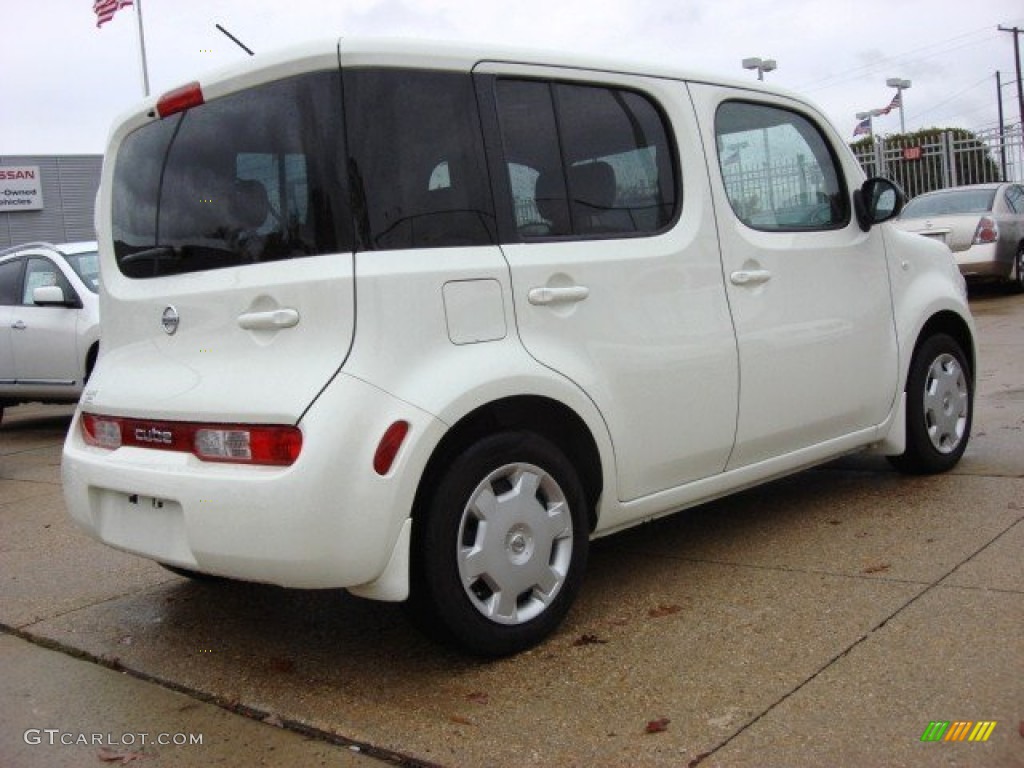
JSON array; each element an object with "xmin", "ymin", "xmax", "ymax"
[{"xmin": 851, "ymin": 124, "xmax": 1024, "ymax": 199}]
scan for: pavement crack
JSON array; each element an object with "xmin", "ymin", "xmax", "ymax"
[
  {"xmin": 5, "ymin": 580, "xmax": 178, "ymax": 630},
  {"xmin": 0, "ymin": 625, "xmax": 444, "ymax": 768},
  {"xmin": 685, "ymin": 512, "xmax": 1023, "ymax": 767}
]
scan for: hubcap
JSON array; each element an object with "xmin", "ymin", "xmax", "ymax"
[
  {"xmin": 457, "ymin": 463, "xmax": 573, "ymax": 625},
  {"xmin": 922, "ymin": 353, "xmax": 968, "ymax": 454}
]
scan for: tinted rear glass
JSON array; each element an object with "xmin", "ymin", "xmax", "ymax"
[
  {"xmin": 343, "ymin": 69, "xmax": 496, "ymax": 250},
  {"xmin": 901, "ymin": 188, "xmax": 997, "ymax": 219},
  {"xmin": 113, "ymin": 71, "xmax": 350, "ymax": 278}
]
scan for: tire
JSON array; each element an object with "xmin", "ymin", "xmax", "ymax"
[
  {"xmin": 408, "ymin": 431, "xmax": 589, "ymax": 657},
  {"xmin": 1011, "ymin": 244, "xmax": 1024, "ymax": 294},
  {"xmin": 888, "ymin": 333, "xmax": 972, "ymax": 475}
]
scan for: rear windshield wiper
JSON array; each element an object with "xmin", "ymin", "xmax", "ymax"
[{"xmin": 120, "ymin": 245, "xmax": 183, "ymax": 264}]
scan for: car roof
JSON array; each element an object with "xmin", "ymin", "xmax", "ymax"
[
  {"xmin": 914, "ymin": 183, "xmax": 1004, "ymax": 198},
  {"xmin": 135, "ymin": 36, "xmax": 809, "ymax": 121},
  {"xmin": 55, "ymin": 241, "xmax": 99, "ymax": 255},
  {"xmin": 0, "ymin": 241, "xmax": 98, "ymax": 260}
]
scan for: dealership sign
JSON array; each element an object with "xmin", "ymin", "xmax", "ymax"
[{"xmin": 0, "ymin": 166, "xmax": 44, "ymax": 211}]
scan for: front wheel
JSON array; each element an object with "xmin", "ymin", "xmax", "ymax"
[
  {"xmin": 408, "ymin": 431, "xmax": 589, "ymax": 656},
  {"xmin": 888, "ymin": 333, "xmax": 972, "ymax": 475}
]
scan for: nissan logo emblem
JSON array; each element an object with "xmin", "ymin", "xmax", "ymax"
[{"xmin": 161, "ymin": 306, "xmax": 180, "ymax": 335}]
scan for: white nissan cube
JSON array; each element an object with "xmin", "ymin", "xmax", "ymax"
[{"xmin": 63, "ymin": 38, "xmax": 975, "ymax": 656}]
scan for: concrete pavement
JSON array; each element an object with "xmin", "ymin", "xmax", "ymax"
[{"xmin": 1, "ymin": 287, "xmax": 1022, "ymax": 767}]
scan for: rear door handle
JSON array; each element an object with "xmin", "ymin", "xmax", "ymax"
[
  {"xmin": 237, "ymin": 308, "xmax": 300, "ymax": 330},
  {"xmin": 528, "ymin": 286, "xmax": 590, "ymax": 306},
  {"xmin": 11, "ymin": 320, "xmax": 27, "ymax": 330},
  {"xmin": 729, "ymin": 270, "xmax": 772, "ymax": 286}
]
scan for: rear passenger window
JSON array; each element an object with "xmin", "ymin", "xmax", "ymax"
[
  {"xmin": 1005, "ymin": 185, "xmax": 1023, "ymax": 213},
  {"xmin": 495, "ymin": 79, "xmax": 678, "ymax": 239},
  {"xmin": 715, "ymin": 102, "xmax": 848, "ymax": 231},
  {"xmin": 344, "ymin": 70, "xmax": 496, "ymax": 250}
]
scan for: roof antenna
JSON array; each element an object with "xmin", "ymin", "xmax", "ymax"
[{"xmin": 216, "ymin": 24, "xmax": 255, "ymax": 56}]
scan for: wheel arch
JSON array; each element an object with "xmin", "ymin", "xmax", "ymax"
[
  {"xmin": 412, "ymin": 395, "xmax": 604, "ymax": 533},
  {"xmin": 909, "ymin": 310, "xmax": 976, "ymax": 387},
  {"xmin": 84, "ymin": 341, "xmax": 100, "ymax": 382}
]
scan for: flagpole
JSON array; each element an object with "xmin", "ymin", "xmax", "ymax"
[{"xmin": 136, "ymin": 0, "xmax": 150, "ymax": 97}]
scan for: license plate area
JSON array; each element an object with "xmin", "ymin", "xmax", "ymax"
[
  {"xmin": 127, "ymin": 493, "xmax": 172, "ymax": 510},
  {"xmin": 93, "ymin": 488, "xmax": 191, "ymax": 563}
]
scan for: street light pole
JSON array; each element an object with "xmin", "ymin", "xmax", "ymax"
[
  {"xmin": 998, "ymin": 26, "xmax": 1024, "ymax": 134},
  {"xmin": 742, "ymin": 57, "xmax": 777, "ymax": 81},
  {"xmin": 886, "ymin": 77, "xmax": 912, "ymax": 133}
]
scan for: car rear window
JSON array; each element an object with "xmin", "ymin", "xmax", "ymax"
[
  {"xmin": 900, "ymin": 188, "xmax": 997, "ymax": 219},
  {"xmin": 63, "ymin": 251, "xmax": 99, "ymax": 292},
  {"xmin": 113, "ymin": 71, "xmax": 351, "ymax": 278}
]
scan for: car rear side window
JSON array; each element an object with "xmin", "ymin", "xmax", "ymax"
[
  {"xmin": 113, "ymin": 71, "xmax": 350, "ymax": 278},
  {"xmin": 494, "ymin": 79, "xmax": 678, "ymax": 239},
  {"xmin": 1004, "ymin": 185, "xmax": 1023, "ymax": 213},
  {"xmin": 715, "ymin": 101, "xmax": 848, "ymax": 231},
  {"xmin": 343, "ymin": 69, "xmax": 496, "ymax": 251}
]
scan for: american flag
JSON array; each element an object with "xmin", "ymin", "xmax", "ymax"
[
  {"xmin": 852, "ymin": 118, "xmax": 871, "ymax": 138},
  {"xmin": 94, "ymin": 0, "xmax": 133, "ymax": 28},
  {"xmin": 879, "ymin": 93, "xmax": 901, "ymax": 115}
]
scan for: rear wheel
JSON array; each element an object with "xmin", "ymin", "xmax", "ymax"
[
  {"xmin": 888, "ymin": 333, "xmax": 972, "ymax": 475},
  {"xmin": 1011, "ymin": 244, "xmax": 1024, "ymax": 293},
  {"xmin": 408, "ymin": 431, "xmax": 589, "ymax": 656}
]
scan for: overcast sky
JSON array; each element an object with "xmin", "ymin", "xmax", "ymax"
[{"xmin": 2, "ymin": 0, "xmax": 1023, "ymax": 156}]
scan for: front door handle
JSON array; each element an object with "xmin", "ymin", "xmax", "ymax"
[
  {"xmin": 237, "ymin": 308, "xmax": 300, "ymax": 331},
  {"xmin": 11, "ymin": 320, "xmax": 27, "ymax": 330},
  {"xmin": 528, "ymin": 286, "xmax": 590, "ymax": 306},
  {"xmin": 730, "ymin": 270, "xmax": 772, "ymax": 286}
]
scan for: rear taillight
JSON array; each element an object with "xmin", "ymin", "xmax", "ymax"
[
  {"xmin": 82, "ymin": 413, "xmax": 121, "ymax": 449},
  {"xmin": 80, "ymin": 414, "xmax": 301, "ymax": 466},
  {"xmin": 972, "ymin": 216, "xmax": 998, "ymax": 244}
]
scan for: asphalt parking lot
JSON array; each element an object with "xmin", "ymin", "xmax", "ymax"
[{"xmin": 1, "ymin": 288, "xmax": 1022, "ymax": 768}]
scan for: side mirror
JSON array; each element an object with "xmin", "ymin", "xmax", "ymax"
[
  {"xmin": 33, "ymin": 285, "xmax": 72, "ymax": 307},
  {"xmin": 853, "ymin": 177, "xmax": 905, "ymax": 232}
]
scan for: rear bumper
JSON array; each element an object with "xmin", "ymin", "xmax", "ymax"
[
  {"xmin": 61, "ymin": 372, "xmax": 444, "ymax": 590},
  {"xmin": 953, "ymin": 243, "xmax": 1011, "ymax": 280}
]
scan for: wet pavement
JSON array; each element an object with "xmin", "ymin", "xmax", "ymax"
[{"xmin": 1, "ymin": 288, "xmax": 1022, "ymax": 768}]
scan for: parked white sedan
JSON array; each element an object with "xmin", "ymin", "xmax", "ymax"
[
  {"xmin": 0, "ymin": 241, "xmax": 100, "ymax": 424},
  {"xmin": 892, "ymin": 182, "xmax": 1024, "ymax": 290}
]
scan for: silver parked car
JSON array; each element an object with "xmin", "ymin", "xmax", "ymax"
[
  {"xmin": 892, "ymin": 182, "xmax": 1024, "ymax": 290},
  {"xmin": 0, "ymin": 241, "xmax": 100, "ymax": 425}
]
